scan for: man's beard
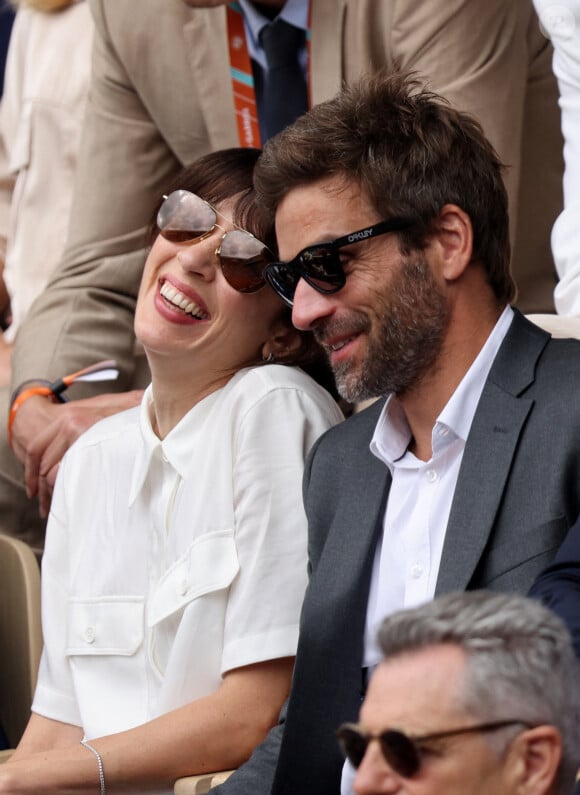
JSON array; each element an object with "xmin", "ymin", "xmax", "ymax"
[{"xmin": 315, "ymin": 257, "xmax": 450, "ymax": 403}]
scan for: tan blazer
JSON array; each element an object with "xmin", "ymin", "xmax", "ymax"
[
  {"xmin": 0, "ymin": 2, "xmax": 93, "ymax": 340},
  {"xmin": 11, "ymin": 0, "xmax": 562, "ymax": 393}
]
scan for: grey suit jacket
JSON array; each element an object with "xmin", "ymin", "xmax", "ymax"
[{"xmin": 218, "ymin": 311, "xmax": 580, "ymax": 794}]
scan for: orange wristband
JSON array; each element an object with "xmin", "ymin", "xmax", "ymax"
[
  {"xmin": 7, "ymin": 359, "xmax": 120, "ymax": 451},
  {"xmin": 7, "ymin": 386, "xmax": 58, "ymax": 451}
]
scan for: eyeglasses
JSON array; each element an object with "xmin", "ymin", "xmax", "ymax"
[
  {"xmin": 156, "ymin": 189, "xmax": 274, "ymax": 293},
  {"xmin": 263, "ymin": 217, "xmax": 414, "ymax": 307},
  {"xmin": 336, "ymin": 719, "xmax": 533, "ymax": 777}
]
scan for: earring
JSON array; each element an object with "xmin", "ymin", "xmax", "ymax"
[{"xmin": 263, "ymin": 352, "xmax": 275, "ymax": 363}]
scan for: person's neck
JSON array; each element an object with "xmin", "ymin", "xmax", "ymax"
[
  {"xmin": 250, "ymin": 1, "xmax": 285, "ymax": 20},
  {"xmin": 148, "ymin": 359, "xmax": 234, "ymax": 439},
  {"xmin": 401, "ymin": 298, "xmax": 504, "ymax": 462}
]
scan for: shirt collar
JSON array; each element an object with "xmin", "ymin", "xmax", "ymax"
[
  {"xmin": 128, "ymin": 386, "xmax": 157, "ymax": 505},
  {"xmin": 238, "ymin": 0, "xmax": 309, "ymax": 50},
  {"xmin": 128, "ymin": 383, "xmax": 223, "ymax": 505},
  {"xmin": 370, "ymin": 395, "xmax": 412, "ymax": 469},
  {"xmin": 370, "ymin": 305, "xmax": 514, "ymax": 468},
  {"xmin": 438, "ymin": 305, "xmax": 513, "ymax": 442}
]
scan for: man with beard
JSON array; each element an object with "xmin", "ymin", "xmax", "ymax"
[{"xmin": 208, "ymin": 72, "xmax": 580, "ymax": 795}]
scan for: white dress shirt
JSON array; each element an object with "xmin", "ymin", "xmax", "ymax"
[
  {"xmin": 33, "ymin": 365, "xmax": 343, "ymax": 759},
  {"xmin": 238, "ymin": 0, "xmax": 309, "ymax": 71},
  {"xmin": 341, "ymin": 306, "xmax": 513, "ymax": 795}
]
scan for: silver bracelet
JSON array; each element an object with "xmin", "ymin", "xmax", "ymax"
[{"xmin": 80, "ymin": 739, "xmax": 106, "ymax": 795}]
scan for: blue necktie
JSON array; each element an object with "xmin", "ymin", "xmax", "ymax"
[{"xmin": 258, "ymin": 18, "xmax": 308, "ymax": 142}]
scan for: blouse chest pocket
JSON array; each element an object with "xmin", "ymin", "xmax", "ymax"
[
  {"xmin": 65, "ymin": 597, "xmax": 147, "ymax": 738},
  {"xmin": 66, "ymin": 597, "xmax": 145, "ymax": 656},
  {"xmin": 148, "ymin": 529, "xmax": 240, "ymax": 628}
]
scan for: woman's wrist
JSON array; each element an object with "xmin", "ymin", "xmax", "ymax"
[
  {"xmin": 80, "ymin": 741, "xmax": 106, "ymax": 795},
  {"xmin": 7, "ymin": 385, "xmax": 57, "ymax": 449}
]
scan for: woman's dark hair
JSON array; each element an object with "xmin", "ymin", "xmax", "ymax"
[
  {"xmin": 147, "ymin": 148, "xmax": 275, "ymax": 252},
  {"xmin": 147, "ymin": 148, "xmax": 337, "ymax": 396}
]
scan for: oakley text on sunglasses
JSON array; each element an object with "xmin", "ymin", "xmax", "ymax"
[
  {"xmin": 263, "ymin": 217, "xmax": 414, "ymax": 307},
  {"xmin": 336, "ymin": 719, "xmax": 533, "ymax": 778},
  {"xmin": 157, "ymin": 189, "xmax": 273, "ymax": 293}
]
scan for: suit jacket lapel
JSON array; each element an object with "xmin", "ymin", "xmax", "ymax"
[
  {"xmin": 435, "ymin": 382, "xmax": 533, "ymax": 593},
  {"xmin": 436, "ymin": 311, "xmax": 549, "ymax": 594}
]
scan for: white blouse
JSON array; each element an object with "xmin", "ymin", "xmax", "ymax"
[{"xmin": 33, "ymin": 365, "xmax": 343, "ymax": 743}]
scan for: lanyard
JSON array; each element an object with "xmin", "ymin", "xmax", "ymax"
[{"xmin": 226, "ymin": 2, "xmax": 311, "ymax": 148}]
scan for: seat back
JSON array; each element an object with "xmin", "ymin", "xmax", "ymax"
[
  {"xmin": 526, "ymin": 313, "xmax": 580, "ymax": 340},
  {"xmin": 174, "ymin": 770, "xmax": 234, "ymax": 794},
  {"xmin": 0, "ymin": 535, "xmax": 42, "ymax": 748}
]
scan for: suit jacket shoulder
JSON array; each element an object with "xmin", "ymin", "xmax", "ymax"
[{"xmin": 438, "ymin": 310, "xmax": 580, "ymax": 595}]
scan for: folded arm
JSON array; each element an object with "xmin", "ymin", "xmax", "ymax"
[
  {"xmin": 0, "ymin": 658, "xmax": 294, "ymax": 793},
  {"xmin": 10, "ymin": 390, "xmax": 143, "ymax": 517}
]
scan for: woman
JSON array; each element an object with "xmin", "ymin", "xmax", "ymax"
[{"xmin": 0, "ymin": 147, "xmax": 343, "ymax": 793}]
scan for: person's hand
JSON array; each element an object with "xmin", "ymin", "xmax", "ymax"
[{"xmin": 10, "ymin": 390, "xmax": 143, "ymax": 517}]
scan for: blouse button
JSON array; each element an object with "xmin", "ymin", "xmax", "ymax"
[
  {"xmin": 178, "ymin": 579, "xmax": 188, "ymax": 596},
  {"xmin": 84, "ymin": 626, "xmax": 96, "ymax": 644}
]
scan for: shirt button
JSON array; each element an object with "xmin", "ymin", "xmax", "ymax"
[
  {"xmin": 411, "ymin": 564, "xmax": 424, "ymax": 579},
  {"xmin": 84, "ymin": 626, "xmax": 96, "ymax": 643},
  {"xmin": 178, "ymin": 579, "xmax": 188, "ymax": 596},
  {"xmin": 426, "ymin": 469, "xmax": 437, "ymax": 482}
]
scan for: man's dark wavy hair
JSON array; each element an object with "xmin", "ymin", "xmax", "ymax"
[{"xmin": 254, "ymin": 71, "xmax": 514, "ymax": 304}]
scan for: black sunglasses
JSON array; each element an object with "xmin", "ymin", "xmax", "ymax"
[
  {"xmin": 337, "ymin": 719, "xmax": 533, "ymax": 777},
  {"xmin": 156, "ymin": 189, "xmax": 274, "ymax": 293},
  {"xmin": 263, "ymin": 217, "xmax": 414, "ymax": 307}
]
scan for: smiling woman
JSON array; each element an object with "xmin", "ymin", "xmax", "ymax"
[{"xmin": 0, "ymin": 148, "xmax": 344, "ymax": 794}]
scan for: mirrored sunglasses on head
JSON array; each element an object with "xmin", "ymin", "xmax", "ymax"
[
  {"xmin": 336, "ymin": 719, "xmax": 534, "ymax": 778},
  {"xmin": 263, "ymin": 216, "xmax": 415, "ymax": 307},
  {"xmin": 156, "ymin": 189, "xmax": 274, "ymax": 294}
]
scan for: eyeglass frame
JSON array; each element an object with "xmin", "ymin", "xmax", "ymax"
[
  {"xmin": 263, "ymin": 216, "xmax": 415, "ymax": 307},
  {"xmin": 336, "ymin": 718, "xmax": 535, "ymax": 778},
  {"xmin": 156, "ymin": 189, "xmax": 274, "ymax": 294}
]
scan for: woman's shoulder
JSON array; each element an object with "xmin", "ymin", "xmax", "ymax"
[
  {"xmin": 231, "ymin": 364, "xmax": 331, "ymax": 398},
  {"xmin": 66, "ymin": 402, "xmax": 142, "ymax": 457},
  {"xmin": 226, "ymin": 365, "xmax": 344, "ymax": 420}
]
